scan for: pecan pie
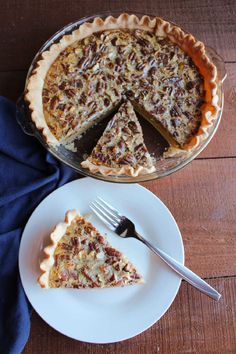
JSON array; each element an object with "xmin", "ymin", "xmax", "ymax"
[
  {"xmin": 38, "ymin": 210, "xmax": 144, "ymax": 288},
  {"xmin": 82, "ymin": 101, "xmax": 155, "ymax": 176},
  {"xmin": 26, "ymin": 14, "xmax": 219, "ymax": 175}
]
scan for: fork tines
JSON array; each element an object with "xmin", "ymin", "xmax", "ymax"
[{"xmin": 90, "ymin": 197, "xmax": 121, "ymax": 231}]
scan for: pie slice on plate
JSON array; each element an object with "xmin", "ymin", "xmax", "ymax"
[
  {"xmin": 81, "ymin": 101, "xmax": 155, "ymax": 176},
  {"xmin": 38, "ymin": 210, "xmax": 144, "ymax": 288}
]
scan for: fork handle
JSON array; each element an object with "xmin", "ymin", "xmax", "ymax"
[{"xmin": 136, "ymin": 233, "xmax": 221, "ymax": 301}]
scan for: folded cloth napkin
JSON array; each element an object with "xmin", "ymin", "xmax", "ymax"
[{"xmin": 0, "ymin": 97, "xmax": 78, "ymax": 354}]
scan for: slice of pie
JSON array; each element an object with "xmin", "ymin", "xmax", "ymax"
[
  {"xmin": 81, "ymin": 101, "xmax": 155, "ymax": 176},
  {"xmin": 38, "ymin": 210, "xmax": 144, "ymax": 289},
  {"xmin": 26, "ymin": 14, "xmax": 219, "ymax": 173}
]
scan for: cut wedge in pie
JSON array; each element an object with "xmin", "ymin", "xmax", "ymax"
[
  {"xmin": 38, "ymin": 210, "xmax": 144, "ymax": 289},
  {"xmin": 26, "ymin": 13, "xmax": 220, "ymax": 175},
  {"xmin": 81, "ymin": 101, "xmax": 155, "ymax": 176}
]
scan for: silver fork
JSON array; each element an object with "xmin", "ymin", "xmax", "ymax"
[{"xmin": 90, "ymin": 197, "xmax": 221, "ymax": 301}]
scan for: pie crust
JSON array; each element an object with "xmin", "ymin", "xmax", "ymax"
[
  {"xmin": 25, "ymin": 13, "xmax": 219, "ymax": 154},
  {"xmin": 38, "ymin": 210, "xmax": 144, "ymax": 288}
]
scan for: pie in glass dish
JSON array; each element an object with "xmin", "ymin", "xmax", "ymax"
[
  {"xmin": 38, "ymin": 210, "xmax": 144, "ymax": 289},
  {"xmin": 25, "ymin": 13, "xmax": 219, "ymax": 176}
]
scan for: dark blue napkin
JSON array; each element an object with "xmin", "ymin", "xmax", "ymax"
[{"xmin": 0, "ymin": 97, "xmax": 78, "ymax": 354}]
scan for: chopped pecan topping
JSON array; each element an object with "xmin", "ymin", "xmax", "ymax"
[
  {"xmin": 170, "ymin": 105, "xmax": 182, "ymax": 117},
  {"xmin": 49, "ymin": 96, "xmax": 58, "ymax": 110},
  {"xmin": 104, "ymin": 98, "xmax": 110, "ymax": 107},
  {"xmin": 186, "ymin": 81, "xmax": 194, "ymax": 90},
  {"xmin": 105, "ymin": 247, "xmax": 121, "ymax": 257}
]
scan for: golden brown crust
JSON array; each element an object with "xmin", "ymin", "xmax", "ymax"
[
  {"xmin": 25, "ymin": 13, "xmax": 219, "ymax": 150},
  {"xmin": 81, "ymin": 158, "xmax": 156, "ymax": 177},
  {"xmin": 38, "ymin": 210, "xmax": 78, "ymax": 288}
]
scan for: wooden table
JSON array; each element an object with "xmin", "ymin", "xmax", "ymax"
[{"xmin": 1, "ymin": 1, "xmax": 236, "ymax": 352}]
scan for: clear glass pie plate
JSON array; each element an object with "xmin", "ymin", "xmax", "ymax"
[{"xmin": 16, "ymin": 11, "xmax": 227, "ymax": 183}]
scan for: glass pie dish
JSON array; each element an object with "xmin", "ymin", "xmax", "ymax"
[{"xmin": 16, "ymin": 11, "xmax": 227, "ymax": 183}]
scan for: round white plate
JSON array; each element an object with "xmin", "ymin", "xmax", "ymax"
[{"xmin": 19, "ymin": 177, "xmax": 184, "ymax": 343}]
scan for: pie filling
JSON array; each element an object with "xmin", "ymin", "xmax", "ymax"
[
  {"xmin": 82, "ymin": 101, "xmax": 155, "ymax": 173},
  {"xmin": 43, "ymin": 29, "xmax": 204, "ymax": 147},
  {"xmin": 45, "ymin": 214, "xmax": 143, "ymax": 289}
]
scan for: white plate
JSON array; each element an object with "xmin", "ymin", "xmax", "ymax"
[{"xmin": 19, "ymin": 177, "xmax": 184, "ymax": 343}]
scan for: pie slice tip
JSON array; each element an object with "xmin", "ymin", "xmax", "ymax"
[{"xmin": 81, "ymin": 101, "xmax": 156, "ymax": 177}]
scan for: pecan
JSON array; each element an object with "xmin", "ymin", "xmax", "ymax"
[
  {"xmin": 109, "ymin": 274, "xmax": 115, "ymax": 282},
  {"xmin": 61, "ymin": 63, "xmax": 69, "ymax": 74},
  {"xmin": 122, "ymin": 127, "xmax": 130, "ymax": 134},
  {"xmin": 158, "ymin": 38, "xmax": 169, "ymax": 46},
  {"xmin": 61, "ymin": 243, "xmax": 73, "ymax": 251},
  {"xmin": 58, "ymin": 103, "xmax": 66, "ymax": 111},
  {"xmin": 155, "ymin": 105, "xmax": 166, "ymax": 114},
  {"xmin": 176, "ymin": 87, "xmax": 185, "ymax": 97},
  {"xmin": 173, "ymin": 131, "xmax": 179, "ymax": 138},
  {"xmin": 186, "ymin": 81, "xmax": 194, "ymax": 91},
  {"xmin": 97, "ymin": 235, "xmax": 105, "ymax": 244},
  {"xmin": 148, "ymin": 56, "xmax": 156, "ymax": 66},
  {"xmin": 42, "ymin": 88, "xmax": 50, "ymax": 96},
  {"xmin": 121, "ymin": 154, "xmax": 136, "ymax": 165},
  {"xmin": 113, "ymin": 88, "xmax": 119, "ymax": 97},
  {"xmin": 49, "ymin": 96, "xmax": 58, "ymax": 110},
  {"xmin": 128, "ymin": 121, "xmax": 139, "ymax": 134},
  {"xmin": 90, "ymin": 242, "xmax": 100, "ymax": 252},
  {"xmin": 136, "ymin": 62, "xmax": 145, "ymax": 71},
  {"xmin": 123, "ymin": 263, "xmax": 131, "ymax": 272},
  {"xmin": 134, "ymin": 143, "xmax": 144, "ymax": 152},
  {"xmin": 116, "ymin": 76, "xmax": 124, "ymax": 84},
  {"xmin": 125, "ymin": 90, "xmax": 133, "ymax": 98},
  {"xmin": 111, "ymin": 37, "xmax": 117, "ymax": 46},
  {"xmin": 170, "ymin": 105, "xmax": 182, "ymax": 117},
  {"xmin": 141, "ymin": 48, "xmax": 149, "ymax": 56},
  {"xmin": 95, "ymin": 81, "xmax": 101, "ymax": 93},
  {"xmin": 136, "ymin": 36, "xmax": 150, "ymax": 48},
  {"xmin": 58, "ymin": 81, "xmax": 66, "ymax": 90},
  {"xmin": 77, "ymin": 56, "xmax": 86, "ymax": 68},
  {"xmin": 88, "ymin": 101, "xmax": 97, "ymax": 110},
  {"xmin": 105, "ymin": 247, "xmax": 121, "ymax": 257},
  {"xmin": 70, "ymin": 270, "xmax": 78, "ymax": 280},
  {"xmin": 65, "ymin": 89, "xmax": 76, "ymax": 98},
  {"xmin": 71, "ymin": 237, "xmax": 79, "ymax": 247},
  {"xmin": 148, "ymin": 67, "xmax": 157, "ymax": 76},
  {"xmin": 183, "ymin": 111, "xmax": 192, "ymax": 120},
  {"xmin": 79, "ymin": 92, "xmax": 87, "ymax": 105},
  {"xmin": 115, "ymin": 57, "xmax": 122, "ymax": 66},
  {"xmin": 82, "ymin": 270, "xmax": 99, "ymax": 287},
  {"xmin": 170, "ymin": 51, "xmax": 175, "ymax": 60},
  {"xmin": 59, "ymin": 269, "xmax": 69, "ymax": 281},
  {"xmin": 128, "ymin": 51, "xmax": 136, "ymax": 61},
  {"xmin": 104, "ymin": 98, "xmax": 110, "ymax": 107},
  {"xmin": 130, "ymin": 273, "xmax": 141, "ymax": 280},
  {"xmin": 156, "ymin": 52, "xmax": 168, "ymax": 65},
  {"xmin": 188, "ymin": 58, "xmax": 196, "ymax": 69},
  {"xmin": 76, "ymin": 79, "xmax": 83, "ymax": 89},
  {"xmin": 43, "ymin": 96, "xmax": 50, "ymax": 104},
  {"xmin": 84, "ymin": 224, "xmax": 93, "ymax": 233}
]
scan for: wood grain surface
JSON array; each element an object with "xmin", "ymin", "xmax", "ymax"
[
  {"xmin": 24, "ymin": 278, "xmax": 236, "ymax": 354},
  {"xmin": 1, "ymin": 0, "xmax": 235, "ymax": 353}
]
